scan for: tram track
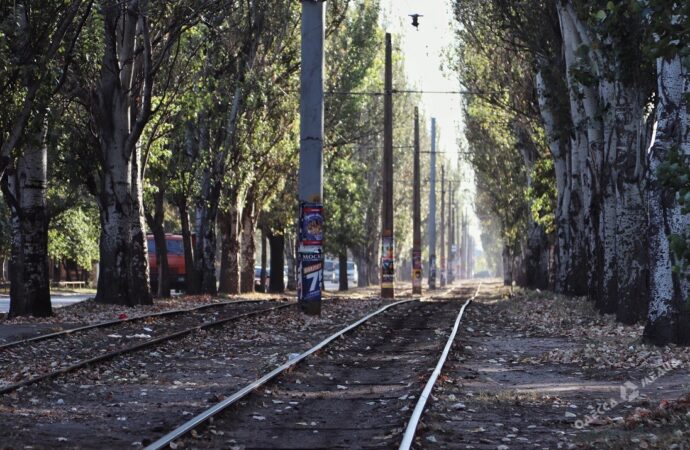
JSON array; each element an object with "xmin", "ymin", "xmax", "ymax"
[
  {"xmin": 0, "ymin": 299, "xmax": 275, "ymax": 350},
  {"xmin": 0, "ymin": 296, "xmax": 398, "ymax": 449},
  {"xmin": 144, "ymin": 284, "xmax": 480, "ymax": 450},
  {"xmin": 0, "ymin": 300, "xmax": 293, "ymax": 394}
]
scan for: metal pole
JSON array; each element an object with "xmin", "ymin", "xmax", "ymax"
[
  {"xmin": 440, "ymin": 165, "xmax": 446, "ymax": 287},
  {"xmin": 297, "ymin": 0, "xmax": 326, "ymax": 315},
  {"xmin": 449, "ymin": 203, "xmax": 454, "ymax": 284},
  {"xmin": 381, "ymin": 32, "xmax": 395, "ymax": 298},
  {"xmin": 428, "ymin": 118, "xmax": 437, "ymax": 289},
  {"xmin": 412, "ymin": 107, "xmax": 422, "ymax": 295}
]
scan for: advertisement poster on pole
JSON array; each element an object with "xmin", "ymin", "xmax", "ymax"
[
  {"xmin": 300, "ymin": 203, "xmax": 324, "ymax": 247},
  {"xmin": 299, "ymin": 252, "xmax": 323, "ymax": 302},
  {"xmin": 381, "ymin": 235, "xmax": 395, "ymax": 288}
]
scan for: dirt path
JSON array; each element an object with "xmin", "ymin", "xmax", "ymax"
[{"xmin": 415, "ymin": 283, "xmax": 690, "ymax": 449}]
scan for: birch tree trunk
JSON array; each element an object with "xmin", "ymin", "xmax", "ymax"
[
  {"xmin": 558, "ymin": 4, "xmax": 592, "ymax": 296},
  {"xmin": 645, "ymin": 55, "xmax": 690, "ymax": 345},
  {"xmin": 536, "ymin": 70, "xmax": 572, "ymax": 293},
  {"xmin": 4, "ymin": 128, "xmax": 51, "ymax": 317},
  {"xmin": 129, "ymin": 143, "xmax": 150, "ymax": 300},
  {"xmin": 93, "ymin": 0, "xmax": 152, "ymax": 306},
  {"xmin": 285, "ymin": 233, "xmax": 296, "ymax": 290}
]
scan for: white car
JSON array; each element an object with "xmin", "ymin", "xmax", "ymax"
[{"xmin": 334, "ymin": 261, "xmax": 358, "ymax": 285}]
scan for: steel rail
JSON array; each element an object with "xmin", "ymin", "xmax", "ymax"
[
  {"xmin": 144, "ymin": 298, "xmax": 417, "ymax": 450},
  {"xmin": 0, "ymin": 299, "xmax": 273, "ymax": 351},
  {"xmin": 0, "ymin": 303, "xmax": 294, "ymax": 395},
  {"xmin": 398, "ymin": 283, "xmax": 482, "ymax": 450}
]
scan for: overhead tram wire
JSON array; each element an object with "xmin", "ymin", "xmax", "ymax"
[
  {"xmin": 286, "ymin": 89, "xmax": 497, "ymax": 97},
  {"xmin": 323, "ymin": 89, "xmax": 492, "ymax": 96}
]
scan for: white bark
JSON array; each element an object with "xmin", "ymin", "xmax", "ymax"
[
  {"xmin": 557, "ymin": 3, "xmax": 591, "ymax": 295},
  {"xmin": 5, "ymin": 126, "xmax": 51, "ymax": 317},
  {"xmin": 646, "ymin": 55, "xmax": 690, "ymax": 344},
  {"xmin": 93, "ymin": 0, "xmax": 152, "ymax": 305},
  {"xmin": 536, "ymin": 70, "xmax": 570, "ymax": 291}
]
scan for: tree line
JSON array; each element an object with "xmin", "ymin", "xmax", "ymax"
[
  {"xmin": 452, "ymin": 0, "xmax": 690, "ymax": 345},
  {"xmin": 1, "ymin": 0, "xmax": 451, "ymax": 318},
  {"xmin": 0, "ymin": 0, "xmax": 446, "ymax": 316}
]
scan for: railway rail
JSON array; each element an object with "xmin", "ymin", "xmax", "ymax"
[
  {"xmin": 145, "ymin": 284, "xmax": 480, "ymax": 449},
  {"xmin": 0, "ymin": 296, "xmax": 399, "ymax": 449},
  {"xmin": 0, "ymin": 300, "xmax": 293, "ymax": 394},
  {"xmin": 0, "ymin": 299, "xmax": 280, "ymax": 350}
]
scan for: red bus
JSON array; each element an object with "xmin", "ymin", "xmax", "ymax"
[{"xmin": 147, "ymin": 234, "xmax": 190, "ymax": 290}]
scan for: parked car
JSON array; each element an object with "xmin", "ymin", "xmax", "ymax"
[
  {"xmin": 333, "ymin": 261, "xmax": 358, "ymax": 285},
  {"xmin": 323, "ymin": 259, "xmax": 336, "ymax": 284},
  {"xmin": 147, "ymin": 234, "xmax": 190, "ymax": 290}
]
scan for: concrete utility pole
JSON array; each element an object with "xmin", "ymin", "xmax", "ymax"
[
  {"xmin": 381, "ymin": 32, "xmax": 395, "ymax": 298},
  {"xmin": 449, "ymin": 183, "xmax": 455, "ymax": 284},
  {"xmin": 440, "ymin": 166, "xmax": 446, "ymax": 287},
  {"xmin": 449, "ymin": 202, "xmax": 455, "ymax": 284},
  {"xmin": 428, "ymin": 118, "xmax": 437, "ymax": 289},
  {"xmin": 297, "ymin": 0, "xmax": 326, "ymax": 315},
  {"xmin": 412, "ymin": 107, "xmax": 422, "ymax": 295}
]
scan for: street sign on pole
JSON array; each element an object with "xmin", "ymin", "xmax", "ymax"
[{"xmin": 298, "ymin": 0, "xmax": 326, "ymax": 315}]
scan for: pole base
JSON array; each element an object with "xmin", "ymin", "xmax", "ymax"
[
  {"xmin": 381, "ymin": 287, "xmax": 394, "ymax": 299},
  {"xmin": 299, "ymin": 301, "xmax": 321, "ymax": 315},
  {"xmin": 412, "ymin": 287, "xmax": 422, "ymax": 295}
]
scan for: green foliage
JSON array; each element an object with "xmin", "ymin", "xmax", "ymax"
[
  {"xmin": 48, "ymin": 206, "xmax": 99, "ymax": 270},
  {"xmin": 453, "ymin": 0, "xmax": 551, "ymax": 255},
  {"xmin": 526, "ymin": 157, "xmax": 557, "ymax": 235}
]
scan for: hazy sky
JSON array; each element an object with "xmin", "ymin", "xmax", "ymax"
[{"xmin": 379, "ymin": 0, "xmax": 480, "ymax": 247}]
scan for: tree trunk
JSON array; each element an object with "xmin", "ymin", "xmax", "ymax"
[
  {"xmin": 645, "ymin": 55, "xmax": 690, "ymax": 345},
  {"xmin": 502, "ymin": 246, "xmax": 513, "ymax": 286},
  {"xmin": 338, "ymin": 251, "xmax": 348, "ymax": 291},
  {"xmin": 193, "ymin": 169, "xmax": 221, "ymax": 295},
  {"xmin": 268, "ymin": 232, "xmax": 285, "ymax": 293},
  {"xmin": 259, "ymin": 228, "xmax": 267, "ymax": 293},
  {"xmin": 558, "ymin": 4, "xmax": 597, "ymax": 297},
  {"xmin": 145, "ymin": 189, "xmax": 170, "ymax": 298},
  {"xmin": 614, "ymin": 84, "xmax": 649, "ymax": 324},
  {"xmin": 240, "ymin": 196, "xmax": 256, "ymax": 293},
  {"xmin": 93, "ymin": 1, "xmax": 152, "ymax": 306},
  {"xmin": 129, "ymin": 144, "xmax": 151, "ymax": 301},
  {"xmin": 285, "ymin": 233, "xmax": 296, "ymax": 290},
  {"xmin": 3, "ymin": 128, "xmax": 51, "ymax": 317},
  {"xmin": 177, "ymin": 196, "xmax": 196, "ymax": 293},
  {"xmin": 218, "ymin": 203, "xmax": 241, "ymax": 294}
]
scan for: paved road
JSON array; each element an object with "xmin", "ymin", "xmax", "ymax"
[{"xmin": 0, "ymin": 294, "xmax": 92, "ymax": 314}]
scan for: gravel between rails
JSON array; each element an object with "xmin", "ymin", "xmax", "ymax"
[
  {"xmin": 0, "ymin": 297, "xmax": 393, "ymax": 449},
  {"xmin": 0, "ymin": 300, "xmax": 286, "ymax": 390},
  {"xmin": 178, "ymin": 292, "xmax": 475, "ymax": 449}
]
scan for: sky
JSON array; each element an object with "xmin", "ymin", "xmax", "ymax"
[{"xmin": 379, "ymin": 0, "xmax": 480, "ymax": 248}]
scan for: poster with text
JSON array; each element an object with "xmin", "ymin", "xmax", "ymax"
[{"xmin": 299, "ymin": 252, "xmax": 323, "ymax": 302}]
